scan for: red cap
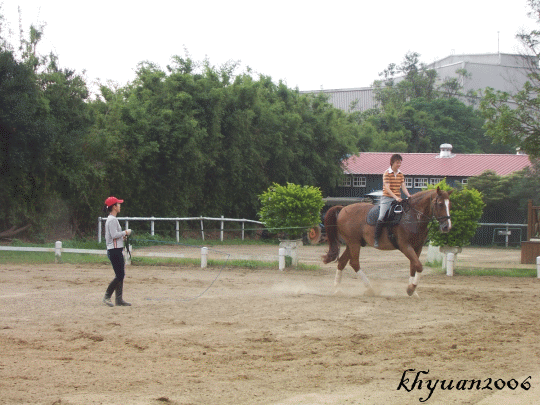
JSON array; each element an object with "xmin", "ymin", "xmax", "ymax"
[{"xmin": 104, "ymin": 196, "xmax": 124, "ymax": 207}]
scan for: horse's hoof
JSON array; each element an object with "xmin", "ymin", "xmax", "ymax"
[{"xmin": 406, "ymin": 284, "xmax": 416, "ymax": 296}]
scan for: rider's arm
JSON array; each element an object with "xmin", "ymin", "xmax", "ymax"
[{"xmin": 401, "ymin": 182, "xmax": 411, "ymax": 198}]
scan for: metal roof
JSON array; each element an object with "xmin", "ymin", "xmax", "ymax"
[{"xmin": 343, "ymin": 152, "xmax": 532, "ymax": 177}]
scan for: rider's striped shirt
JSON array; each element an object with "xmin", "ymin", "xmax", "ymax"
[{"xmin": 382, "ymin": 167, "xmax": 405, "ymax": 198}]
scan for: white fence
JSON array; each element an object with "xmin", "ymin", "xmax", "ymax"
[
  {"xmin": 97, "ymin": 216, "xmax": 264, "ymax": 243},
  {"xmin": 0, "ymin": 241, "xmax": 107, "ymax": 263},
  {"xmin": 0, "ymin": 241, "xmax": 292, "ymax": 270}
]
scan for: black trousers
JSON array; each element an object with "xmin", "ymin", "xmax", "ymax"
[
  {"xmin": 107, "ymin": 248, "xmax": 125, "ymax": 280},
  {"xmin": 105, "ymin": 248, "xmax": 125, "ymax": 297}
]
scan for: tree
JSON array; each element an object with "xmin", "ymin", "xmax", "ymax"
[
  {"xmin": 353, "ymin": 98, "xmax": 499, "ymax": 153},
  {"xmin": 0, "ymin": 16, "xmax": 95, "ymax": 238},
  {"xmin": 257, "ymin": 183, "xmax": 324, "ymax": 239},
  {"xmin": 427, "ymin": 180, "xmax": 485, "ymax": 248},
  {"xmin": 479, "ymin": 0, "xmax": 540, "ymax": 158},
  {"xmin": 91, "ymin": 57, "xmax": 358, "ymax": 222}
]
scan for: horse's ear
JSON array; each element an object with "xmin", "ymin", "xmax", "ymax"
[{"xmin": 436, "ymin": 186, "xmax": 441, "ymax": 194}]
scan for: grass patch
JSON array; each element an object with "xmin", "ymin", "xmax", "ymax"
[
  {"xmin": 430, "ymin": 266, "xmax": 537, "ymax": 277},
  {"xmin": 0, "ymin": 247, "xmax": 320, "ymax": 270},
  {"xmin": 453, "ymin": 267, "xmax": 537, "ymax": 277},
  {"xmin": 0, "ymin": 251, "xmax": 110, "ymax": 265}
]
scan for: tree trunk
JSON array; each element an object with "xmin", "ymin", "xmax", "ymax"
[{"xmin": 0, "ymin": 224, "xmax": 31, "ymax": 239}]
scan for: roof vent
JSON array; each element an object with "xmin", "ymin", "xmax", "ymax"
[{"xmin": 439, "ymin": 143, "xmax": 454, "ymax": 158}]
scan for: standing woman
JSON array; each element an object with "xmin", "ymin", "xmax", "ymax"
[{"xmin": 103, "ymin": 196, "xmax": 132, "ymax": 307}]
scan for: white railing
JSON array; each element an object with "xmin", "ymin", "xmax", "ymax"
[
  {"xmin": 0, "ymin": 241, "xmax": 290, "ymax": 270},
  {"xmin": 0, "ymin": 241, "xmax": 107, "ymax": 263},
  {"xmin": 97, "ymin": 216, "xmax": 264, "ymax": 243}
]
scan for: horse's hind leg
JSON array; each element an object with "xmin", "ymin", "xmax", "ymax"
[{"xmin": 334, "ymin": 246, "xmax": 350, "ymax": 290}]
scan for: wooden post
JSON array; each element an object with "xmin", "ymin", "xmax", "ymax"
[{"xmin": 527, "ymin": 199, "xmax": 533, "ymax": 241}]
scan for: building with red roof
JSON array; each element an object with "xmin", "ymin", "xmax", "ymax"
[{"xmin": 338, "ymin": 144, "xmax": 532, "ymax": 199}]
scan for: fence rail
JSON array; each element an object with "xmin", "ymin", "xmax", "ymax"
[
  {"xmin": 475, "ymin": 223, "xmax": 527, "ymax": 247},
  {"xmin": 98, "ymin": 216, "xmax": 264, "ymax": 243}
]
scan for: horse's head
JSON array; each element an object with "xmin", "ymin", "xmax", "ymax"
[{"xmin": 433, "ymin": 187, "xmax": 452, "ymax": 233}]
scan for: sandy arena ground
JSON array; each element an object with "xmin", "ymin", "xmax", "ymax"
[{"xmin": 1, "ymin": 244, "xmax": 539, "ymax": 405}]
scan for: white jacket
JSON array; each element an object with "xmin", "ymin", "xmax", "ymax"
[{"xmin": 105, "ymin": 215, "xmax": 126, "ymax": 250}]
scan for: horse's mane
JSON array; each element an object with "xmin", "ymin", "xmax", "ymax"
[
  {"xmin": 409, "ymin": 189, "xmax": 436, "ymax": 204},
  {"xmin": 407, "ymin": 189, "xmax": 437, "ymax": 214}
]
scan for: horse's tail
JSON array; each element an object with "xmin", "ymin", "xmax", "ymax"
[{"xmin": 321, "ymin": 206, "xmax": 343, "ymax": 264}]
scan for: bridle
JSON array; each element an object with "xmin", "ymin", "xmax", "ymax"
[
  {"xmin": 430, "ymin": 195, "xmax": 452, "ymax": 226},
  {"xmin": 402, "ymin": 194, "xmax": 451, "ymax": 226}
]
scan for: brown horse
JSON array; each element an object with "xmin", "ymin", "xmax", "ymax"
[{"xmin": 322, "ymin": 187, "xmax": 452, "ymax": 296}]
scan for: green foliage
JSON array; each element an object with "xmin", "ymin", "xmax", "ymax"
[
  {"xmin": 478, "ymin": 1, "xmax": 540, "ymax": 158},
  {"xmin": 467, "ymin": 166, "xmax": 540, "ymax": 222},
  {"xmin": 258, "ymin": 183, "xmax": 324, "ymax": 239},
  {"xmin": 427, "ymin": 179, "xmax": 485, "ymax": 247},
  {"xmin": 353, "ymin": 97, "xmax": 497, "ymax": 153},
  {"xmin": 0, "ymin": 13, "xmax": 357, "ymax": 239}
]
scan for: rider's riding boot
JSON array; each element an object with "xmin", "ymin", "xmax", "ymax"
[
  {"xmin": 115, "ymin": 280, "xmax": 131, "ymax": 306},
  {"xmin": 374, "ymin": 220, "xmax": 384, "ymax": 248},
  {"xmin": 103, "ymin": 278, "xmax": 119, "ymax": 307}
]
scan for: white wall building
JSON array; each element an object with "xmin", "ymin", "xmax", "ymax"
[{"xmin": 304, "ymin": 53, "xmax": 538, "ymax": 113}]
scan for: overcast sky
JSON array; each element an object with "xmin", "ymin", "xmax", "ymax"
[{"xmin": 3, "ymin": 0, "xmax": 537, "ymax": 93}]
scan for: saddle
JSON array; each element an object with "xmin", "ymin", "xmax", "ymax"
[
  {"xmin": 366, "ymin": 200, "xmax": 406, "ymax": 226},
  {"xmin": 367, "ymin": 200, "xmax": 408, "ymax": 249}
]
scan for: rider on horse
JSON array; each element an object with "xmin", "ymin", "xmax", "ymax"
[{"xmin": 374, "ymin": 154, "xmax": 411, "ymax": 248}]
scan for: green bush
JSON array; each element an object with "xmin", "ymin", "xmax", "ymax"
[
  {"xmin": 427, "ymin": 179, "xmax": 485, "ymax": 247},
  {"xmin": 258, "ymin": 183, "xmax": 324, "ymax": 239}
]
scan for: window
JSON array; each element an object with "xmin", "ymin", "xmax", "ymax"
[
  {"xmin": 461, "ymin": 178, "xmax": 468, "ymax": 185},
  {"xmin": 429, "ymin": 178, "xmax": 443, "ymax": 185},
  {"xmin": 405, "ymin": 177, "xmax": 413, "ymax": 188},
  {"xmin": 339, "ymin": 176, "xmax": 351, "ymax": 187},
  {"xmin": 414, "ymin": 178, "xmax": 428, "ymax": 188},
  {"xmin": 352, "ymin": 176, "xmax": 366, "ymax": 187}
]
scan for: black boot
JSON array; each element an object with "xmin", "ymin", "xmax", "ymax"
[
  {"xmin": 103, "ymin": 278, "xmax": 119, "ymax": 307},
  {"xmin": 374, "ymin": 220, "xmax": 384, "ymax": 248},
  {"xmin": 115, "ymin": 280, "xmax": 131, "ymax": 306}
]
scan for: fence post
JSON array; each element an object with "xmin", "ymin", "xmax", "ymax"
[
  {"xmin": 446, "ymin": 253, "xmax": 455, "ymax": 276},
  {"xmin": 201, "ymin": 247, "xmax": 208, "ymax": 268},
  {"xmin": 220, "ymin": 215, "xmax": 224, "ymax": 242},
  {"xmin": 98, "ymin": 218, "xmax": 102, "ymax": 243},
  {"xmin": 242, "ymin": 221, "xmax": 245, "ymax": 241},
  {"xmin": 125, "ymin": 220, "xmax": 129, "ymax": 231},
  {"xmin": 151, "ymin": 217, "xmax": 155, "ymax": 236},
  {"xmin": 55, "ymin": 241, "xmax": 62, "ymax": 263},
  {"xmin": 279, "ymin": 247, "xmax": 285, "ymax": 271},
  {"xmin": 200, "ymin": 217, "xmax": 205, "ymax": 241},
  {"xmin": 176, "ymin": 221, "xmax": 180, "ymax": 242},
  {"xmin": 537, "ymin": 256, "xmax": 540, "ymax": 279}
]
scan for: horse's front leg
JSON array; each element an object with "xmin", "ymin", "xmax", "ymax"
[{"xmin": 402, "ymin": 245, "xmax": 423, "ymax": 296}]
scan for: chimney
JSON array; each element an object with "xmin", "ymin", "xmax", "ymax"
[{"xmin": 439, "ymin": 143, "xmax": 454, "ymax": 158}]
